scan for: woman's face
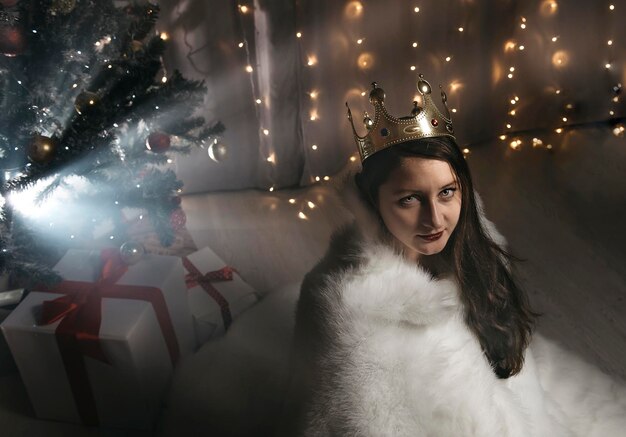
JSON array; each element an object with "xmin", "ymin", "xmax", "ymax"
[{"xmin": 377, "ymin": 157, "xmax": 462, "ymax": 262}]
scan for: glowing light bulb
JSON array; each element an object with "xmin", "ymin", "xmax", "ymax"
[
  {"xmin": 298, "ymin": 212, "xmax": 308, "ymax": 220},
  {"xmin": 307, "ymin": 55, "xmax": 317, "ymax": 66},
  {"xmin": 609, "ymin": 4, "xmax": 614, "ymax": 10},
  {"xmin": 412, "ymin": 42, "xmax": 418, "ymax": 48},
  {"xmin": 499, "ymin": 135, "xmax": 507, "ymax": 140},
  {"xmin": 414, "ymin": 6, "xmax": 420, "ymax": 13},
  {"xmin": 608, "ymin": 40, "xmax": 613, "ymax": 45},
  {"xmin": 315, "ymin": 176, "xmax": 320, "ymax": 181},
  {"xmin": 161, "ymin": 76, "xmax": 167, "ymax": 83},
  {"xmin": 519, "ymin": 45, "xmax": 525, "ymax": 50},
  {"xmin": 605, "ymin": 63, "xmax": 611, "ymax": 69},
  {"xmin": 410, "ymin": 65, "xmax": 416, "ymax": 71},
  {"xmin": 263, "ymin": 128, "xmax": 269, "ymax": 135},
  {"xmin": 562, "ymin": 117, "xmax": 567, "ymax": 122},
  {"xmin": 289, "ymin": 198, "xmax": 296, "ymax": 204},
  {"xmin": 245, "ymin": 65, "xmax": 254, "ymax": 73},
  {"xmin": 510, "ymin": 110, "xmax": 516, "ymax": 116},
  {"xmin": 445, "ymin": 56, "xmax": 451, "ymax": 62},
  {"xmin": 520, "ymin": 23, "xmax": 526, "ymax": 29},
  {"xmin": 296, "ymin": 32, "xmax": 302, "ymax": 38},
  {"xmin": 458, "ymin": 27, "xmax": 464, "ymax": 32},
  {"xmin": 269, "ymin": 187, "xmax": 274, "ymax": 192},
  {"xmin": 350, "ymin": 156, "xmax": 357, "ymax": 162},
  {"xmin": 508, "ymin": 73, "xmax": 514, "ymax": 79},
  {"xmin": 509, "ymin": 67, "xmax": 515, "ymax": 72},
  {"xmin": 357, "ymin": 38, "xmax": 363, "ymax": 44},
  {"xmin": 255, "ymin": 98, "xmax": 262, "ymax": 104},
  {"xmin": 239, "ymin": 5, "xmax": 249, "ymax": 13},
  {"xmin": 308, "ymin": 201, "xmax": 316, "ymax": 209},
  {"xmin": 555, "ymin": 89, "xmax": 561, "ymax": 94},
  {"xmin": 463, "ymin": 148, "xmax": 470, "ymax": 154},
  {"xmin": 160, "ymin": 32, "xmax": 169, "ymax": 41},
  {"xmin": 510, "ymin": 99, "xmax": 516, "ymax": 104},
  {"xmin": 311, "ymin": 144, "xmax": 318, "ymax": 150},
  {"xmin": 323, "ymin": 176, "xmax": 330, "ymax": 181},
  {"xmin": 309, "ymin": 90, "xmax": 318, "ymax": 99},
  {"xmin": 238, "ymin": 42, "xmax": 244, "ymax": 48},
  {"xmin": 551, "ymin": 36, "xmax": 558, "ymax": 42},
  {"xmin": 555, "ymin": 128, "xmax": 563, "ymax": 133},
  {"xmin": 506, "ymin": 123, "xmax": 512, "ymax": 129},
  {"xmin": 451, "ymin": 108, "xmax": 457, "ymax": 113}
]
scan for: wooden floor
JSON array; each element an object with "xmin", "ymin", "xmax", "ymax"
[{"xmin": 1, "ymin": 128, "xmax": 625, "ymax": 435}]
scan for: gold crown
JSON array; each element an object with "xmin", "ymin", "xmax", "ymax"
[{"xmin": 346, "ymin": 74, "xmax": 455, "ymax": 163}]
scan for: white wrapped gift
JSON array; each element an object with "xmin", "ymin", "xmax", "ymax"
[
  {"xmin": 183, "ymin": 247, "xmax": 259, "ymax": 345},
  {"xmin": 1, "ymin": 291, "xmax": 171, "ymax": 429},
  {"xmin": 0, "ymin": 249, "xmax": 196, "ymax": 429}
]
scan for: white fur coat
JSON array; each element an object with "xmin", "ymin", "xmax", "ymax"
[{"xmin": 280, "ymin": 169, "xmax": 626, "ymax": 437}]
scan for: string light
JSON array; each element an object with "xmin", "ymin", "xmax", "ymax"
[
  {"xmin": 255, "ymin": 98, "xmax": 262, "ymax": 104},
  {"xmin": 412, "ymin": 42, "xmax": 418, "ymax": 48},
  {"xmin": 289, "ymin": 198, "xmax": 296, "ymax": 204},
  {"xmin": 357, "ymin": 38, "xmax": 364, "ymax": 44},
  {"xmin": 414, "ymin": 6, "xmax": 420, "ymax": 13},
  {"xmin": 445, "ymin": 56, "xmax": 451, "ymax": 62},
  {"xmin": 160, "ymin": 32, "xmax": 169, "ymax": 41},
  {"xmin": 245, "ymin": 65, "xmax": 253, "ymax": 73},
  {"xmin": 263, "ymin": 129, "xmax": 269, "ymax": 135},
  {"xmin": 239, "ymin": 5, "xmax": 249, "ymax": 13},
  {"xmin": 607, "ymin": 40, "xmax": 613, "ymax": 46},
  {"xmin": 307, "ymin": 55, "xmax": 318, "ymax": 66},
  {"xmin": 298, "ymin": 212, "xmax": 308, "ymax": 220},
  {"xmin": 311, "ymin": 144, "xmax": 318, "ymax": 150},
  {"xmin": 551, "ymin": 36, "xmax": 558, "ymax": 42},
  {"xmin": 609, "ymin": 4, "xmax": 614, "ymax": 10},
  {"xmin": 307, "ymin": 201, "xmax": 316, "ymax": 209},
  {"xmin": 238, "ymin": 42, "xmax": 244, "ymax": 48},
  {"xmin": 458, "ymin": 27, "xmax": 464, "ymax": 32},
  {"xmin": 296, "ymin": 32, "xmax": 302, "ymax": 38},
  {"xmin": 519, "ymin": 45, "xmax": 525, "ymax": 50}
]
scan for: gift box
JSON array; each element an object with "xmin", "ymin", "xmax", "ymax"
[
  {"xmin": 0, "ymin": 249, "xmax": 196, "ymax": 429},
  {"xmin": 183, "ymin": 247, "xmax": 259, "ymax": 345}
]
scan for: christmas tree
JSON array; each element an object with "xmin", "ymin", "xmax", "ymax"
[{"xmin": 0, "ymin": 0, "xmax": 224, "ymax": 286}]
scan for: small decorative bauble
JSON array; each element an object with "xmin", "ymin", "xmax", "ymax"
[
  {"xmin": 130, "ymin": 40, "xmax": 144, "ymax": 53},
  {"xmin": 0, "ymin": 26, "xmax": 26, "ymax": 57},
  {"xmin": 170, "ymin": 208, "xmax": 186, "ymax": 231},
  {"xmin": 208, "ymin": 139, "xmax": 228, "ymax": 162},
  {"xmin": 49, "ymin": 0, "xmax": 76, "ymax": 15},
  {"xmin": 74, "ymin": 91, "xmax": 99, "ymax": 115},
  {"xmin": 119, "ymin": 241, "xmax": 145, "ymax": 265},
  {"xmin": 146, "ymin": 132, "xmax": 171, "ymax": 153},
  {"xmin": 28, "ymin": 134, "xmax": 57, "ymax": 164}
]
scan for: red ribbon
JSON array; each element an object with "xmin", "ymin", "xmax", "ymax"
[
  {"xmin": 182, "ymin": 257, "xmax": 234, "ymax": 331},
  {"xmin": 37, "ymin": 248, "xmax": 180, "ymax": 426}
]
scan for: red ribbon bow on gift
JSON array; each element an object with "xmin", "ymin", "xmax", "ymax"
[
  {"xmin": 37, "ymin": 248, "xmax": 180, "ymax": 426},
  {"xmin": 182, "ymin": 257, "xmax": 236, "ymax": 331}
]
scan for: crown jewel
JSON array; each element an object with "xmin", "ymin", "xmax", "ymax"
[{"xmin": 346, "ymin": 74, "xmax": 455, "ymax": 163}]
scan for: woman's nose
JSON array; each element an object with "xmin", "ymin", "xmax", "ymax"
[{"xmin": 422, "ymin": 200, "xmax": 443, "ymax": 229}]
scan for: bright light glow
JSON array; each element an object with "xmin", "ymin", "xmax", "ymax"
[
  {"xmin": 445, "ymin": 56, "xmax": 451, "ymax": 62},
  {"xmin": 519, "ymin": 45, "xmax": 525, "ymax": 50},
  {"xmin": 510, "ymin": 99, "xmax": 516, "ymax": 105},
  {"xmin": 357, "ymin": 52, "xmax": 374, "ymax": 69},
  {"xmin": 309, "ymin": 90, "xmax": 318, "ymax": 99},
  {"xmin": 256, "ymin": 98, "xmax": 262, "ymax": 104},
  {"xmin": 344, "ymin": 1, "xmax": 364, "ymax": 18},
  {"xmin": 296, "ymin": 32, "xmax": 302, "ymax": 38},
  {"xmin": 323, "ymin": 176, "xmax": 330, "ymax": 181},
  {"xmin": 552, "ymin": 36, "xmax": 558, "ymax": 42},
  {"xmin": 160, "ymin": 32, "xmax": 169, "ymax": 41},
  {"xmin": 551, "ymin": 50, "xmax": 569, "ymax": 67},
  {"xmin": 555, "ymin": 128, "xmax": 563, "ymax": 133},
  {"xmin": 520, "ymin": 23, "xmax": 526, "ymax": 29},
  {"xmin": 507, "ymin": 73, "xmax": 513, "ymax": 79},
  {"xmin": 499, "ymin": 135, "xmax": 507, "ymax": 140},
  {"xmin": 458, "ymin": 27, "xmax": 464, "ymax": 32},
  {"xmin": 555, "ymin": 89, "xmax": 561, "ymax": 94},
  {"xmin": 463, "ymin": 148, "xmax": 470, "ymax": 154},
  {"xmin": 350, "ymin": 156, "xmax": 357, "ymax": 162},
  {"xmin": 504, "ymin": 40, "xmax": 517, "ymax": 52},
  {"xmin": 451, "ymin": 108, "xmax": 457, "ymax": 113},
  {"xmin": 315, "ymin": 176, "xmax": 320, "ymax": 181},
  {"xmin": 245, "ymin": 65, "xmax": 253, "ymax": 73},
  {"xmin": 311, "ymin": 144, "xmax": 318, "ymax": 150},
  {"xmin": 608, "ymin": 40, "xmax": 613, "ymax": 45},
  {"xmin": 532, "ymin": 138, "xmax": 543, "ymax": 147},
  {"xmin": 307, "ymin": 55, "xmax": 317, "ymax": 66},
  {"xmin": 605, "ymin": 63, "xmax": 611, "ymax": 69},
  {"xmin": 610, "ymin": 110, "xmax": 615, "ymax": 115},
  {"xmin": 509, "ymin": 67, "xmax": 515, "ymax": 72},
  {"xmin": 414, "ymin": 6, "xmax": 420, "ymax": 13},
  {"xmin": 239, "ymin": 5, "xmax": 249, "ymax": 13},
  {"xmin": 310, "ymin": 111, "xmax": 318, "ymax": 121},
  {"xmin": 289, "ymin": 198, "xmax": 296, "ymax": 204},
  {"xmin": 298, "ymin": 212, "xmax": 308, "ymax": 220},
  {"xmin": 267, "ymin": 153, "xmax": 275, "ymax": 163},
  {"xmin": 412, "ymin": 42, "xmax": 418, "ymax": 48},
  {"xmin": 506, "ymin": 123, "xmax": 512, "ymax": 129},
  {"xmin": 410, "ymin": 65, "xmax": 416, "ymax": 71},
  {"xmin": 609, "ymin": 4, "xmax": 614, "ymax": 10},
  {"xmin": 510, "ymin": 110, "xmax": 516, "ymax": 116},
  {"xmin": 562, "ymin": 117, "xmax": 567, "ymax": 122},
  {"xmin": 269, "ymin": 187, "xmax": 274, "ymax": 192},
  {"xmin": 161, "ymin": 76, "xmax": 167, "ymax": 83},
  {"xmin": 263, "ymin": 129, "xmax": 270, "ymax": 136},
  {"xmin": 238, "ymin": 42, "xmax": 244, "ymax": 48},
  {"xmin": 307, "ymin": 201, "xmax": 315, "ymax": 209},
  {"xmin": 357, "ymin": 38, "xmax": 363, "ymax": 44}
]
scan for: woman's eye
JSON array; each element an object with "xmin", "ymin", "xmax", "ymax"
[
  {"xmin": 441, "ymin": 188, "xmax": 456, "ymax": 198},
  {"xmin": 399, "ymin": 195, "xmax": 417, "ymax": 206}
]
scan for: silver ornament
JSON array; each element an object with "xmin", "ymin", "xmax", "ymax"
[
  {"xmin": 363, "ymin": 112, "xmax": 374, "ymax": 129},
  {"xmin": 119, "ymin": 241, "xmax": 145, "ymax": 265},
  {"xmin": 208, "ymin": 139, "xmax": 228, "ymax": 162}
]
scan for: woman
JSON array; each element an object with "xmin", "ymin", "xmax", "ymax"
[{"xmin": 279, "ymin": 76, "xmax": 626, "ymax": 436}]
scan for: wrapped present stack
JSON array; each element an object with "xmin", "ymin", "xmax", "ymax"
[{"xmin": 0, "ymin": 248, "xmax": 196, "ymax": 430}]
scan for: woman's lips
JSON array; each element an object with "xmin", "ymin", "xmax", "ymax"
[{"xmin": 418, "ymin": 231, "xmax": 444, "ymax": 241}]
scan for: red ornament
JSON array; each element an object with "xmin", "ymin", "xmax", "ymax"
[
  {"xmin": 0, "ymin": 25, "xmax": 26, "ymax": 57},
  {"xmin": 431, "ymin": 118, "xmax": 439, "ymax": 127},
  {"xmin": 146, "ymin": 132, "xmax": 171, "ymax": 153},
  {"xmin": 170, "ymin": 208, "xmax": 186, "ymax": 231}
]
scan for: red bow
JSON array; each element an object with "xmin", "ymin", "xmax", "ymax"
[{"xmin": 182, "ymin": 257, "xmax": 234, "ymax": 331}]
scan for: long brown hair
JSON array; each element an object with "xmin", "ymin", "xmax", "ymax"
[{"xmin": 354, "ymin": 136, "xmax": 537, "ymax": 379}]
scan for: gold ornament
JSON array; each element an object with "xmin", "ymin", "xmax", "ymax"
[
  {"xmin": 208, "ymin": 139, "xmax": 228, "ymax": 162},
  {"xmin": 130, "ymin": 40, "xmax": 144, "ymax": 53},
  {"xmin": 50, "ymin": 0, "xmax": 76, "ymax": 15},
  {"xmin": 28, "ymin": 134, "xmax": 57, "ymax": 164},
  {"xmin": 74, "ymin": 91, "xmax": 99, "ymax": 115}
]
